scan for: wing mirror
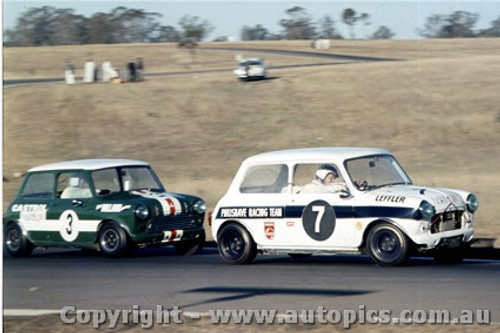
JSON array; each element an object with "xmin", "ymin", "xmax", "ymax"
[{"xmin": 339, "ymin": 189, "xmax": 352, "ymax": 199}]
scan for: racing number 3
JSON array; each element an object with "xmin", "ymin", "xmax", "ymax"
[
  {"xmin": 59, "ymin": 210, "xmax": 79, "ymax": 242},
  {"xmin": 302, "ymin": 200, "xmax": 336, "ymax": 241}
]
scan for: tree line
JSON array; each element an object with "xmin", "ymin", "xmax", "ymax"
[
  {"xmin": 4, "ymin": 6, "xmax": 213, "ymax": 46},
  {"xmin": 4, "ymin": 5, "xmax": 500, "ymax": 46}
]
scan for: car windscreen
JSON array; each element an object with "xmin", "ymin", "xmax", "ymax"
[
  {"xmin": 120, "ymin": 167, "xmax": 164, "ymax": 192},
  {"xmin": 92, "ymin": 166, "xmax": 164, "ymax": 194},
  {"xmin": 239, "ymin": 60, "xmax": 262, "ymax": 66},
  {"xmin": 345, "ymin": 155, "xmax": 412, "ymax": 191}
]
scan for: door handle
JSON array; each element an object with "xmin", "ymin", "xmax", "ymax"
[{"xmin": 72, "ymin": 199, "xmax": 85, "ymax": 207}]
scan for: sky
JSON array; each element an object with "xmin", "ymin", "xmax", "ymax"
[{"xmin": 2, "ymin": 1, "xmax": 500, "ymax": 40}]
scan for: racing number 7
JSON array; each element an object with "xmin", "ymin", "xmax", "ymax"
[
  {"xmin": 302, "ymin": 200, "xmax": 336, "ymax": 241},
  {"xmin": 312, "ymin": 205, "xmax": 325, "ymax": 233}
]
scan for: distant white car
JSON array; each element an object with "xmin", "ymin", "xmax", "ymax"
[
  {"xmin": 211, "ymin": 148, "xmax": 478, "ymax": 266},
  {"xmin": 233, "ymin": 57, "xmax": 267, "ymax": 81}
]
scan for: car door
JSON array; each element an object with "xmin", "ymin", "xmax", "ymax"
[
  {"xmin": 51, "ymin": 171, "xmax": 100, "ymax": 245},
  {"xmin": 283, "ymin": 163, "xmax": 356, "ymax": 249}
]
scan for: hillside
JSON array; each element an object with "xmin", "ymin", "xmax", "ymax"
[{"xmin": 3, "ymin": 39, "xmax": 500, "ymax": 243}]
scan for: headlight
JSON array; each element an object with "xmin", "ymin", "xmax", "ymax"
[
  {"xmin": 418, "ymin": 201, "xmax": 435, "ymax": 221},
  {"xmin": 466, "ymin": 194, "xmax": 479, "ymax": 213},
  {"xmin": 134, "ymin": 205, "xmax": 149, "ymax": 220},
  {"xmin": 193, "ymin": 199, "xmax": 206, "ymax": 214}
]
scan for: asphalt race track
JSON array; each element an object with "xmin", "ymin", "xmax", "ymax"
[
  {"xmin": 3, "ymin": 47, "xmax": 399, "ymax": 87},
  {"xmin": 3, "ymin": 246, "xmax": 500, "ymax": 322}
]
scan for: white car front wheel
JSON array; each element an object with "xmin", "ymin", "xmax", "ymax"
[{"xmin": 366, "ymin": 223, "xmax": 410, "ymax": 266}]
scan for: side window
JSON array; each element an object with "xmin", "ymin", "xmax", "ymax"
[
  {"xmin": 21, "ymin": 172, "xmax": 55, "ymax": 199},
  {"xmin": 293, "ymin": 163, "xmax": 345, "ymax": 193},
  {"xmin": 294, "ymin": 164, "xmax": 322, "ymax": 187},
  {"xmin": 57, "ymin": 172, "xmax": 92, "ymax": 199},
  {"xmin": 239, "ymin": 164, "xmax": 288, "ymax": 193},
  {"xmin": 92, "ymin": 169, "xmax": 121, "ymax": 195}
]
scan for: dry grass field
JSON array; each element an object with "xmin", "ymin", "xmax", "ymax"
[{"xmin": 3, "ymin": 39, "xmax": 500, "ymax": 245}]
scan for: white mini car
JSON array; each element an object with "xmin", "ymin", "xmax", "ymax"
[
  {"xmin": 211, "ymin": 148, "xmax": 478, "ymax": 266},
  {"xmin": 233, "ymin": 57, "xmax": 267, "ymax": 81}
]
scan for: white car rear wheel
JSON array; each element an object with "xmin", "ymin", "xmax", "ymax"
[{"xmin": 218, "ymin": 224, "xmax": 257, "ymax": 264}]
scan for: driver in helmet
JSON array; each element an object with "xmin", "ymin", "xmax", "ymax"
[{"xmin": 301, "ymin": 164, "xmax": 347, "ymax": 193}]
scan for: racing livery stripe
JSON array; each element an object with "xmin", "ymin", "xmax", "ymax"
[
  {"xmin": 216, "ymin": 206, "xmax": 417, "ymax": 220},
  {"xmin": 164, "ymin": 198, "xmax": 176, "ymax": 215},
  {"xmin": 19, "ymin": 219, "xmax": 102, "ymax": 232},
  {"xmin": 162, "ymin": 229, "xmax": 184, "ymax": 242},
  {"xmin": 284, "ymin": 205, "xmax": 416, "ymax": 219},
  {"xmin": 132, "ymin": 190, "xmax": 182, "ymax": 216}
]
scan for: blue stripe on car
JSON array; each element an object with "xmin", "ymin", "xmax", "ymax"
[
  {"xmin": 217, "ymin": 206, "xmax": 417, "ymax": 220},
  {"xmin": 285, "ymin": 206, "xmax": 415, "ymax": 219}
]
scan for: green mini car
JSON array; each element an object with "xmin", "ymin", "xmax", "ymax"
[{"xmin": 3, "ymin": 159, "xmax": 206, "ymax": 257}]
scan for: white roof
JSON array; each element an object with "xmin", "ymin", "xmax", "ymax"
[
  {"xmin": 243, "ymin": 147, "xmax": 391, "ymax": 164},
  {"xmin": 28, "ymin": 159, "xmax": 149, "ymax": 172}
]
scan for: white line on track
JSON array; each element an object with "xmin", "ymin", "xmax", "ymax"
[{"xmin": 4, "ymin": 309, "xmax": 61, "ymax": 316}]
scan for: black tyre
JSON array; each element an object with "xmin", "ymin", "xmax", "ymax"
[
  {"xmin": 174, "ymin": 230, "xmax": 206, "ymax": 255},
  {"xmin": 218, "ymin": 224, "xmax": 257, "ymax": 264},
  {"xmin": 366, "ymin": 223, "xmax": 409, "ymax": 266},
  {"xmin": 4, "ymin": 223, "xmax": 34, "ymax": 257},
  {"xmin": 433, "ymin": 242, "xmax": 470, "ymax": 264},
  {"xmin": 97, "ymin": 222, "xmax": 129, "ymax": 257}
]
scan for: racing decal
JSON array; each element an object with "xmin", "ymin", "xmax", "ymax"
[
  {"xmin": 302, "ymin": 200, "xmax": 336, "ymax": 241},
  {"xmin": 217, "ymin": 207, "xmax": 284, "ymax": 219},
  {"xmin": 59, "ymin": 210, "xmax": 79, "ymax": 242},
  {"xmin": 132, "ymin": 190, "xmax": 182, "ymax": 216},
  {"xmin": 375, "ymin": 195, "xmax": 406, "ymax": 203},
  {"xmin": 433, "ymin": 196, "xmax": 447, "ymax": 205},
  {"xmin": 162, "ymin": 230, "xmax": 184, "ymax": 242},
  {"xmin": 12, "ymin": 204, "xmax": 47, "ymax": 222},
  {"xmin": 448, "ymin": 193, "xmax": 459, "ymax": 204},
  {"xmin": 96, "ymin": 204, "xmax": 131, "ymax": 213},
  {"xmin": 264, "ymin": 222, "xmax": 275, "ymax": 240}
]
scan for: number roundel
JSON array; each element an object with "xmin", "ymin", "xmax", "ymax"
[
  {"xmin": 59, "ymin": 210, "xmax": 79, "ymax": 242},
  {"xmin": 302, "ymin": 200, "xmax": 336, "ymax": 241}
]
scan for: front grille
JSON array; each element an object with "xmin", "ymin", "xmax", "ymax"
[
  {"xmin": 146, "ymin": 214, "xmax": 200, "ymax": 233},
  {"xmin": 431, "ymin": 210, "xmax": 463, "ymax": 233}
]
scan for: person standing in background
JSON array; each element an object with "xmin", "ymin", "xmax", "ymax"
[
  {"xmin": 102, "ymin": 61, "xmax": 112, "ymax": 82},
  {"xmin": 64, "ymin": 61, "xmax": 75, "ymax": 85},
  {"xmin": 127, "ymin": 62, "xmax": 136, "ymax": 82},
  {"xmin": 83, "ymin": 59, "xmax": 95, "ymax": 83},
  {"xmin": 135, "ymin": 57, "xmax": 144, "ymax": 82}
]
